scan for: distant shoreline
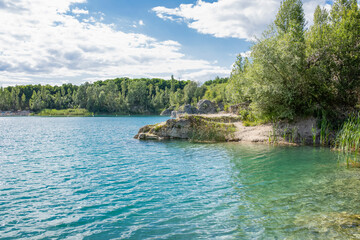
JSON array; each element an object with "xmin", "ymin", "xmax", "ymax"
[
  {"xmin": 0, "ymin": 109, "xmax": 168, "ymax": 117},
  {"xmin": 0, "ymin": 110, "xmax": 31, "ymax": 116}
]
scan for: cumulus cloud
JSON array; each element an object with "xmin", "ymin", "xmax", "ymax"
[
  {"xmin": 240, "ymin": 51, "xmax": 251, "ymax": 58},
  {"xmin": 182, "ymin": 67, "xmax": 230, "ymax": 83},
  {"xmin": 0, "ymin": 0, "xmax": 229, "ymax": 86},
  {"xmin": 72, "ymin": 7, "xmax": 89, "ymax": 15},
  {"xmin": 153, "ymin": 0, "xmax": 332, "ymax": 41}
]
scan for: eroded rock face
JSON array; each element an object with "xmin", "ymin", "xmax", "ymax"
[
  {"xmin": 134, "ymin": 118, "xmax": 193, "ymax": 140},
  {"xmin": 160, "ymin": 109, "xmax": 172, "ymax": 116},
  {"xmin": 228, "ymin": 101, "xmax": 251, "ymax": 114},
  {"xmin": 135, "ymin": 114, "xmax": 319, "ymax": 145},
  {"xmin": 154, "ymin": 118, "xmax": 192, "ymax": 139},
  {"xmin": 197, "ymin": 100, "xmax": 217, "ymax": 114},
  {"xmin": 183, "ymin": 104, "xmax": 198, "ymax": 114},
  {"xmin": 134, "ymin": 115, "xmax": 239, "ymax": 142},
  {"xmin": 170, "ymin": 101, "xmax": 219, "ymax": 118},
  {"xmin": 217, "ymin": 102, "xmax": 224, "ymax": 111},
  {"xmin": 160, "ymin": 106, "xmax": 175, "ymax": 116},
  {"xmin": 170, "ymin": 104, "xmax": 198, "ymax": 118},
  {"xmin": 134, "ymin": 124, "xmax": 155, "ymax": 139},
  {"xmin": 171, "ymin": 111, "xmax": 178, "ymax": 118}
]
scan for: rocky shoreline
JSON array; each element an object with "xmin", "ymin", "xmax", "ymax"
[
  {"xmin": 0, "ymin": 110, "xmax": 31, "ymax": 116},
  {"xmin": 134, "ymin": 113, "xmax": 319, "ymax": 145}
]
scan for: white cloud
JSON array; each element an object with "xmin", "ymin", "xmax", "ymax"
[
  {"xmin": 182, "ymin": 67, "xmax": 230, "ymax": 82},
  {"xmin": 0, "ymin": 0, "xmax": 229, "ymax": 86},
  {"xmin": 139, "ymin": 20, "xmax": 144, "ymax": 26},
  {"xmin": 240, "ymin": 51, "xmax": 251, "ymax": 58},
  {"xmin": 153, "ymin": 0, "xmax": 332, "ymax": 41},
  {"xmin": 72, "ymin": 7, "xmax": 89, "ymax": 15}
]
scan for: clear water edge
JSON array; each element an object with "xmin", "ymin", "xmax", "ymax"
[{"xmin": 1, "ymin": 116, "xmax": 360, "ymax": 239}]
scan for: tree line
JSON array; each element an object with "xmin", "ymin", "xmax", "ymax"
[{"xmin": 0, "ymin": 76, "xmax": 228, "ymax": 114}]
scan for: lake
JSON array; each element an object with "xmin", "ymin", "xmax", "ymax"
[{"xmin": 1, "ymin": 116, "xmax": 360, "ymax": 239}]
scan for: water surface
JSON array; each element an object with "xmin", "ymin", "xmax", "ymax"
[{"xmin": 1, "ymin": 117, "xmax": 360, "ymax": 239}]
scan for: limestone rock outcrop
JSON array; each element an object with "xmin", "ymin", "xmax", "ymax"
[
  {"xmin": 197, "ymin": 100, "xmax": 217, "ymax": 114},
  {"xmin": 135, "ymin": 114, "xmax": 319, "ymax": 145},
  {"xmin": 170, "ymin": 100, "xmax": 220, "ymax": 118},
  {"xmin": 160, "ymin": 108, "xmax": 173, "ymax": 116}
]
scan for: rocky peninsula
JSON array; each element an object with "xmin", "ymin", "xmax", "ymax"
[{"xmin": 135, "ymin": 100, "xmax": 318, "ymax": 145}]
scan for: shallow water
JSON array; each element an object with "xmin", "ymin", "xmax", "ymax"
[{"xmin": 1, "ymin": 116, "xmax": 360, "ymax": 239}]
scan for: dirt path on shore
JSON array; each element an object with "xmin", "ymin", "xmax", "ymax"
[{"xmin": 233, "ymin": 122, "xmax": 273, "ymax": 142}]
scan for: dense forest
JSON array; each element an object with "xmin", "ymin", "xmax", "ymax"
[{"xmin": 0, "ymin": 76, "xmax": 228, "ymax": 114}]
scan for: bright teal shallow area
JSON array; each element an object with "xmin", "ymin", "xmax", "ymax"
[{"xmin": 1, "ymin": 117, "xmax": 360, "ymax": 239}]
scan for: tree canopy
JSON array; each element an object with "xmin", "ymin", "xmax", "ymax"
[{"xmin": 227, "ymin": 0, "xmax": 360, "ymax": 121}]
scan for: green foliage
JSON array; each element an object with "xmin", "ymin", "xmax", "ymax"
[
  {"xmin": 183, "ymin": 81, "xmax": 198, "ymax": 104},
  {"xmin": 203, "ymin": 83, "xmax": 227, "ymax": 103},
  {"xmin": 269, "ymin": 123, "xmax": 279, "ymax": 144},
  {"xmin": 226, "ymin": 55, "xmax": 251, "ymax": 104},
  {"xmin": 0, "ymin": 77, "xmax": 217, "ymax": 114},
  {"xmin": 203, "ymin": 76, "xmax": 229, "ymax": 86},
  {"xmin": 319, "ymin": 116, "xmax": 331, "ymax": 146},
  {"xmin": 248, "ymin": 0, "xmax": 307, "ymax": 120},
  {"xmin": 291, "ymin": 127, "xmax": 299, "ymax": 143},
  {"xmin": 312, "ymin": 124, "xmax": 317, "ymax": 145},
  {"xmin": 36, "ymin": 108, "xmax": 92, "ymax": 116},
  {"xmin": 336, "ymin": 113, "xmax": 360, "ymax": 152},
  {"xmin": 227, "ymin": 0, "xmax": 360, "ymax": 122},
  {"xmin": 306, "ymin": 0, "xmax": 360, "ymax": 116}
]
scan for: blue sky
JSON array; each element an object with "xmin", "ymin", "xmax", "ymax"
[
  {"xmin": 0, "ymin": 0, "xmax": 335, "ymax": 86},
  {"xmin": 81, "ymin": 0, "xmax": 250, "ymax": 71}
]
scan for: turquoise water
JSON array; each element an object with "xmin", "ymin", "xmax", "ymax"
[{"xmin": 1, "ymin": 117, "xmax": 360, "ymax": 239}]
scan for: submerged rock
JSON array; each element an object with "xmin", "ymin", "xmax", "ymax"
[
  {"xmin": 138, "ymin": 133, "xmax": 159, "ymax": 140},
  {"xmin": 294, "ymin": 212, "xmax": 360, "ymax": 238}
]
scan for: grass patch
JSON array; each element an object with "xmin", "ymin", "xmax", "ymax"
[{"xmin": 36, "ymin": 108, "xmax": 93, "ymax": 116}]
